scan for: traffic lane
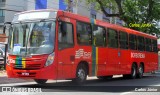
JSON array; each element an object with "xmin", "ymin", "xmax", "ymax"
[
  {"xmin": 13, "ymin": 73, "xmax": 160, "ymax": 92},
  {"xmin": 0, "ymin": 77, "xmax": 33, "ymax": 84},
  {"xmin": 0, "ymin": 73, "xmax": 159, "ymax": 86}
]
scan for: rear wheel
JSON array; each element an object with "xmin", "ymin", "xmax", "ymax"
[
  {"xmin": 72, "ymin": 64, "xmax": 87, "ymax": 84},
  {"xmin": 34, "ymin": 79, "xmax": 47, "ymax": 84},
  {"xmin": 123, "ymin": 64, "xmax": 137, "ymax": 79},
  {"xmin": 130, "ymin": 64, "xmax": 137, "ymax": 79},
  {"xmin": 137, "ymin": 64, "xmax": 144, "ymax": 78}
]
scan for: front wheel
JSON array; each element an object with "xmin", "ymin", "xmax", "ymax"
[
  {"xmin": 72, "ymin": 64, "xmax": 87, "ymax": 84},
  {"xmin": 34, "ymin": 79, "xmax": 48, "ymax": 84}
]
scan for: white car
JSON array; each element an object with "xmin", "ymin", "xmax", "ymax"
[{"xmin": 0, "ymin": 46, "xmax": 5, "ymax": 65}]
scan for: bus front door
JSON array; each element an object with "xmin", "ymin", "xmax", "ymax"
[{"xmin": 57, "ymin": 20, "xmax": 75, "ymax": 79}]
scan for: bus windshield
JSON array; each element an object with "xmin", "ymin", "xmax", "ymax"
[{"xmin": 8, "ymin": 21, "xmax": 55, "ymax": 55}]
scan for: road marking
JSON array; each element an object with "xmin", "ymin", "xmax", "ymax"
[
  {"xmin": 0, "ymin": 80, "xmax": 71, "ymax": 86},
  {"xmin": 120, "ymin": 92, "xmax": 133, "ymax": 95}
]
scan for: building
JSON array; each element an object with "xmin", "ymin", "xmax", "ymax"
[
  {"xmin": 0, "ymin": 0, "xmax": 26, "ymax": 33},
  {"xmin": 0, "ymin": 0, "xmax": 123, "ymax": 31}
]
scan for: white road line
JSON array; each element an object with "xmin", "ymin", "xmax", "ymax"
[
  {"xmin": 0, "ymin": 80, "xmax": 71, "ymax": 86},
  {"xmin": 120, "ymin": 92, "xmax": 133, "ymax": 95},
  {"xmin": 0, "ymin": 82, "xmax": 37, "ymax": 86}
]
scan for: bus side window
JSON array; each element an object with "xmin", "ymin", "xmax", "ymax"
[
  {"xmin": 137, "ymin": 36, "xmax": 145, "ymax": 51},
  {"xmin": 108, "ymin": 29, "xmax": 118, "ymax": 48},
  {"xmin": 92, "ymin": 25, "xmax": 106, "ymax": 47},
  {"xmin": 58, "ymin": 21, "xmax": 74, "ymax": 50},
  {"xmin": 145, "ymin": 38, "xmax": 152, "ymax": 52},
  {"xmin": 76, "ymin": 21, "xmax": 92, "ymax": 45},
  {"xmin": 129, "ymin": 34, "xmax": 137, "ymax": 50},
  {"xmin": 119, "ymin": 31, "xmax": 128, "ymax": 49},
  {"xmin": 152, "ymin": 39, "xmax": 158, "ymax": 53}
]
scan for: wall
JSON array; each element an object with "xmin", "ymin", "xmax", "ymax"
[{"xmin": 5, "ymin": 0, "xmax": 26, "ymax": 22}]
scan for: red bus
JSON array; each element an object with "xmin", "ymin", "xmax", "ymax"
[{"xmin": 5, "ymin": 9, "xmax": 158, "ymax": 84}]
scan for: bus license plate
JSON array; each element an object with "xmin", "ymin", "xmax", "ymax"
[{"xmin": 22, "ymin": 72, "xmax": 29, "ymax": 76}]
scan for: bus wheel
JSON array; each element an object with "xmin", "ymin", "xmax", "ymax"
[
  {"xmin": 72, "ymin": 64, "xmax": 87, "ymax": 84},
  {"xmin": 137, "ymin": 64, "xmax": 144, "ymax": 78},
  {"xmin": 130, "ymin": 64, "xmax": 137, "ymax": 79},
  {"xmin": 34, "ymin": 79, "xmax": 48, "ymax": 84}
]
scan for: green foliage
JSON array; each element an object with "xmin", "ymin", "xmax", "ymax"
[
  {"xmin": 86, "ymin": 0, "xmax": 160, "ymax": 34},
  {"xmin": 86, "ymin": 0, "xmax": 117, "ymax": 11},
  {"xmin": 122, "ymin": 0, "xmax": 160, "ymax": 34}
]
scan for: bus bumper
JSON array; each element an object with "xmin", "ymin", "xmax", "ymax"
[{"xmin": 6, "ymin": 65, "xmax": 57, "ymax": 80}]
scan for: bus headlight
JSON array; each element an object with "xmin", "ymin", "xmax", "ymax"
[{"xmin": 45, "ymin": 53, "xmax": 54, "ymax": 67}]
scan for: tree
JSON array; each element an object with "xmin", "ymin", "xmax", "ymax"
[{"xmin": 66, "ymin": 0, "xmax": 160, "ymax": 34}]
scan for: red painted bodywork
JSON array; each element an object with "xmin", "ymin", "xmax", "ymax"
[{"xmin": 6, "ymin": 9, "xmax": 158, "ymax": 80}]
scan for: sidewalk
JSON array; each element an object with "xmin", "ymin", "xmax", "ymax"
[{"xmin": 0, "ymin": 70, "xmax": 7, "ymax": 77}]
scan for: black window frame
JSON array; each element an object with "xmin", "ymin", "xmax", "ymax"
[
  {"xmin": 92, "ymin": 25, "xmax": 106, "ymax": 47},
  {"xmin": 152, "ymin": 39, "xmax": 158, "ymax": 53},
  {"xmin": 58, "ymin": 21, "xmax": 74, "ymax": 50},
  {"xmin": 145, "ymin": 38, "xmax": 152, "ymax": 52},
  {"xmin": 76, "ymin": 21, "xmax": 92, "ymax": 46},
  {"xmin": 137, "ymin": 36, "xmax": 145, "ymax": 51},
  {"xmin": 119, "ymin": 31, "xmax": 128, "ymax": 49},
  {"xmin": 107, "ymin": 28, "xmax": 118, "ymax": 48},
  {"xmin": 129, "ymin": 34, "xmax": 137, "ymax": 50}
]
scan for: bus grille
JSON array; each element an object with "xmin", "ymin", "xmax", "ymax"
[{"xmin": 14, "ymin": 64, "xmax": 41, "ymax": 70}]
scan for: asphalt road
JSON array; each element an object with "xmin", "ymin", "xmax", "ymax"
[{"xmin": 0, "ymin": 72, "xmax": 160, "ymax": 95}]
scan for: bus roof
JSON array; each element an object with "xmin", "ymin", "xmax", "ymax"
[
  {"xmin": 54, "ymin": 10, "xmax": 156, "ymax": 39},
  {"xmin": 14, "ymin": 9, "xmax": 157, "ymax": 39},
  {"xmin": 13, "ymin": 9, "xmax": 58, "ymax": 22}
]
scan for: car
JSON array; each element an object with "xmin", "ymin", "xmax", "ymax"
[{"xmin": 0, "ymin": 45, "xmax": 5, "ymax": 66}]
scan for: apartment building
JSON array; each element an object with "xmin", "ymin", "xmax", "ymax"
[
  {"xmin": 0, "ymin": 0, "xmax": 26, "ymax": 33},
  {"xmin": 0, "ymin": 0, "xmax": 123, "ymax": 32}
]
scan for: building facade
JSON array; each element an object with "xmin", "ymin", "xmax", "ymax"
[{"xmin": 0, "ymin": 0, "xmax": 123, "ymax": 33}]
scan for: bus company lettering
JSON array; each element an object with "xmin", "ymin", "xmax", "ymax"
[
  {"xmin": 75, "ymin": 49, "xmax": 91, "ymax": 59},
  {"xmin": 131, "ymin": 52, "xmax": 145, "ymax": 58}
]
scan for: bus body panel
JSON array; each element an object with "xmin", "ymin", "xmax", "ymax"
[
  {"xmin": 6, "ymin": 9, "xmax": 158, "ymax": 81},
  {"xmin": 6, "ymin": 55, "xmax": 58, "ymax": 79}
]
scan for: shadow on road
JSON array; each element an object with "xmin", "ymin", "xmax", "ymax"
[{"xmin": 14, "ymin": 73, "xmax": 160, "ymax": 92}]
